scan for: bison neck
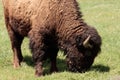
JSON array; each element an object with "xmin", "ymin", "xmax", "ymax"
[
  {"xmin": 55, "ymin": 0, "xmax": 88, "ymax": 52},
  {"xmin": 57, "ymin": 22, "xmax": 87, "ymax": 52}
]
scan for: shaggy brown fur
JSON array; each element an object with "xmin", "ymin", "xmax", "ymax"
[{"xmin": 2, "ymin": 0, "xmax": 101, "ymax": 76}]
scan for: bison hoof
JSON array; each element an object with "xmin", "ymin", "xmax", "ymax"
[
  {"xmin": 13, "ymin": 62, "xmax": 21, "ymax": 68},
  {"xmin": 13, "ymin": 56, "xmax": 24, "ymax": 68},
  {"xmin": 35, "ymin": 70, "xmax": 43, "ymax": 77},
  {"xmin": 13, "ymin": 59, "xmax": 24, "ymax": 68}
]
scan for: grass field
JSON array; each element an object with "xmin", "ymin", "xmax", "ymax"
[{"xmin": 0, "ymin": 0, "xmax": 120, "ymax": 80}]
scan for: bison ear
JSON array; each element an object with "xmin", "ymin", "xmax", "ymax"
[{"xmin": 76, "ymin": 36, "xmax": 82, "ymax": 47}]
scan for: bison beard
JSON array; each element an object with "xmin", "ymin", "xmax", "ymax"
[{"xmin": 2, "ymin": 0, "xmax": 102, "ymax": 76}]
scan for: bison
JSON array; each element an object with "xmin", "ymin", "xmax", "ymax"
[{"xmin": 2, "ymin": 0, "xmax": 102, "ymax": 76}]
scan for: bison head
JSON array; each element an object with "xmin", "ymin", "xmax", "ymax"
[{"xmin": 66, "ymin": 28, "xmax": 101, "ymax": 73}]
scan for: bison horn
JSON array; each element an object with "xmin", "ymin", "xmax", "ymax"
[{"xmin": 83, "ymin": 35, "xmax": 92, "ymax": 48}]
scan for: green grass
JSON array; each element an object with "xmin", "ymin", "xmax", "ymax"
[{"xmin": 0, "ymin": 0, "xmax": 120, "ymax": 80}]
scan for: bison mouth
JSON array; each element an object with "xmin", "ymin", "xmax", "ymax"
[
  {"xmin": 67, "ymin": 63, "xmax": 90, "ymax": 73},
  {"xmin": 66, "ymin": 57, "xmax": 93, "ymax": 73}
]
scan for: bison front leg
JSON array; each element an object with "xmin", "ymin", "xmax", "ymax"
[
  {"xmin": 7, "ymin": 25, "xmax": 24, "ymax": 68},
  {"xmin": 49, "ymin": 48, "xmax": 59, "ymax": 73},
  {"xmin": 29, "ymin": 29, "xmax": 46, "ymax": 76}
]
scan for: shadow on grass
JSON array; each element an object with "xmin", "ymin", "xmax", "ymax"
[
  {"xmin": 24, "ymin": 55, "xmax": 67, "ymax": 74},
  {"xmin": 90, "ymin": 64, "xmax": 110, "ymax": 72},
  {"xmin": 24, "ymin": 55, "xmax": 110, "ymax": 75},
  {"xmin": 24, "ymin": 55, "xmax": 34, "ymax": 67}
]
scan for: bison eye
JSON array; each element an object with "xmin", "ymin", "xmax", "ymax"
[{"xmin": 76, "ymin": 36, "xmax": 82, "ymax": 46}]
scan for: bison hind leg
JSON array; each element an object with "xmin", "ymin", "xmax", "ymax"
[{"xmin": 6, "ymin": 25, "xmax": 24, "ymax": 68}]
